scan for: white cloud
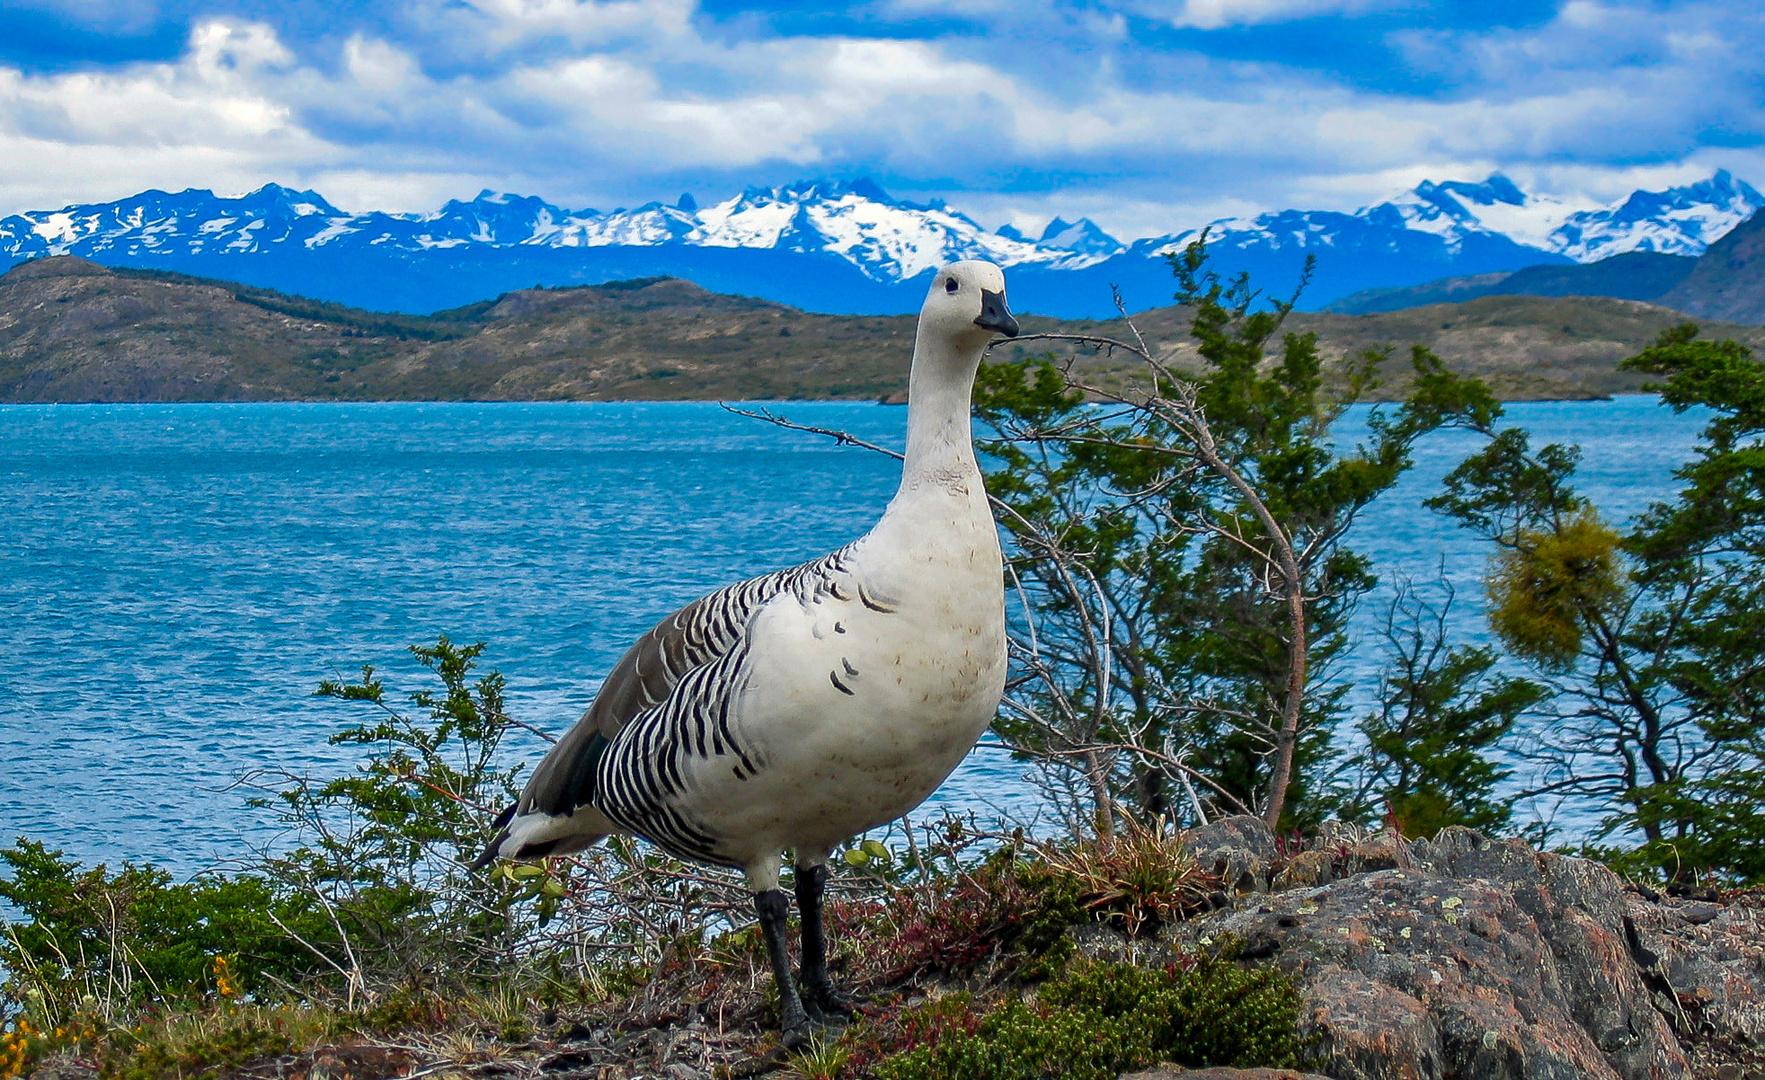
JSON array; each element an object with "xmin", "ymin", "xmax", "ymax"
[
  {"xmin": 0, "ymin": 0, "xmax": 1762, "ymax": 239},
  {"xmin": 1136, "ymin": 0, "xmax": 1403, "ymax": 30},
  {"xmin": 0, "ymin": 23, "xmax": 308, "ymax": 149}
]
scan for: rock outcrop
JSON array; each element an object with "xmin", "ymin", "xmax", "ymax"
[{"xmin": 1102, "ymin": 819, "xmax": 1765, "ymax": 1080}]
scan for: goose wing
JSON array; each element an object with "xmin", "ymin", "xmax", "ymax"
[{"xmin": 475, "ymin": 548, "xmax": 850, "ymax": 864}]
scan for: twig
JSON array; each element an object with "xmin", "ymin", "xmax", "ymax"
[{"xmin": 719, "ymin": 404, "xmax": 903, "ymax": 460}]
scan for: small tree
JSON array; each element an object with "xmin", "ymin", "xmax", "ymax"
[
  {"xmin": 241, "ymin": 637, "xmax": 533, "ymax": 998},
  {"xmin": 1431, "ymin": 324, "xmax": 1765, "ymax": 881},
  {"xmin": 975, "ymin": 238, "xmax": 1500, "ymax": 832},
  {"xmin": 1337, "ymin": 578, "xmax": 1545, "ymax": 838}
]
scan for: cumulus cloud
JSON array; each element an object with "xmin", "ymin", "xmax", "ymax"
[
  {"xmin": 0, "ymin": 19, "xmax": 330, "ymax": 209},
  {"xmin": 0, "ymin": 0, "xmax": 1762, "ymax": 238}
]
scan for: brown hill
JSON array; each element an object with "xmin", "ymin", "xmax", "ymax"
[
  {"xmin": 6, "ymin": 256, "xmax": 1764, "ymax": 403},
  {"xmin": 0, "ymin": 256, "xmax": 919, "ymax": 402},
  {"xmin": 1660, "ymin": 208, "xmax": 1765, "ymax": 324},
  {"xmin": 1006, "ymin": 293, "xmax": 1765, "ymax": 401}
]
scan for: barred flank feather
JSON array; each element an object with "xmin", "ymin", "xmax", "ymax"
[{"xmin": 476, "ymin": 547, "xmax": 853, "ymax": 867}]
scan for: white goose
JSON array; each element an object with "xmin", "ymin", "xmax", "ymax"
[{"xmin": 477, "ymin": 260, "xmax": 1017, "ymax": 1044}]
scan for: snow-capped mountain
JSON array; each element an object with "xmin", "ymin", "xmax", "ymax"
[
  {"xmin": 1132, "ymin": 171, "xmax": 1762, "ymax": 267},
  {"xmin": 1, "ymin": 184, "xmax": 345, "ymax": 257},
  {"xmin": 999, "ymin": 216, "xmax": 1126, "ymax": 260},
  {"xmin": 1372, "ymin": 170, "xmax": 1763, "ymax": 261},
  {"xmin": 0, "ymin": 172, "xmax": 1756, "ymax": 317},
  {"xmin": 0, "ymin": 178, "xmax": 1109, "ymax": 289},
  {"xmin": 1549, "ymin": 170, "xmax": 1763, "ymax": 261}
]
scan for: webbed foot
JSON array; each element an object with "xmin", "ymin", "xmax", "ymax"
[{"xmin": 803, "ymin": 982, "xmax": 865, "ymax": 1024}]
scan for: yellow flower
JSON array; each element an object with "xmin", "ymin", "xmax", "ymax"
[{"xmin": 213, "ymin": 955, "xmax": 241, "ymax": 1000}]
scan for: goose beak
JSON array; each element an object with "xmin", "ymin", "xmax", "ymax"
[{"xmin": 974, "ymin": 289, "xmax": 1019, "ymax": 338}]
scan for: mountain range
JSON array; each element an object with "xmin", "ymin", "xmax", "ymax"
[{"xmin": 0, "ymin": 171, "xmax": 1759, "ymax": 319}]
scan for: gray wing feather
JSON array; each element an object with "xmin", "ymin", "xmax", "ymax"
[{"xmin": 516, "ymin": 547, "xmax": 851, "ymax": 819}]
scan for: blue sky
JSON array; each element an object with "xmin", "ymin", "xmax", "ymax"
[{"xmin": 1, "ymin": 0, "xmax": 1761, "ymax": 238}]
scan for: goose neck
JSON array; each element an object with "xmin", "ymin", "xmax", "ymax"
[{"xmin": 899, "ymin": 333, "xmax": 984, "ymax": 489}]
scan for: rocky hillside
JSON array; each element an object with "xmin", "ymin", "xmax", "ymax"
[
  {"xmin": 1328, "ymin": 206, "xmax": 1765, "ymax": 325},
  {"xmin": 1039, "ymin": 292, "xmax": 1765, "ymax": 402},
  {"xmin": 0, "ymin": 256, "xmax": 918, "ymax": 402},
  {"xmin": 1324, "ymin": 252, "xmax": 1699, "ymax": 315},
  {"xmin": 9, "ymin": 817, "xmax": 1762, "ymax": 1080},
  {"xmin": 6, "ymin": 256, "xmax": 1765, "ymax": 404},
  {"xmin": 1663, "ymin": 208, "xmax": 1765, "ymax": 325}
]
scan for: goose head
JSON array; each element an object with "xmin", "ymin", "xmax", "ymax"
[{"xmin": 918, "ymin": 261, "xmax": 1019, "ymax": 360}]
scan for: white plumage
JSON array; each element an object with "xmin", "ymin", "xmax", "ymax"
[{"xmin": 478, "ymin": 260, "xmax": 1017, "ymax": 1043}]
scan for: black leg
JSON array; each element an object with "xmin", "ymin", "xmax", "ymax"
[
  {"xmin": 755, "ymin": 889, "xmax": 811, "ymax": 1047},
  {"xmin": 794, "ymin": 862, "xmax": 860, "ymax": 1020}
]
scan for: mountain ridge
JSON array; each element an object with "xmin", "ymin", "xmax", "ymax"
[
  {"xmin": 1659, "ymin": 206, "xmax": 1765, "ymax": 323},
  {"xmin": 0, "ymin": 172, "xmax": 1757, "ymax": 318}
]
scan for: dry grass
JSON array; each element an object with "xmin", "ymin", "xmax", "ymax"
[{"xmin": 0, "ymin": 822, "xmax": 1237, "ymax": 1080}]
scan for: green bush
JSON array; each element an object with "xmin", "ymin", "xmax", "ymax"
[
  {"xmin": 2, "ymin": 637, "xmax": 532, "ymax": 1026},
  {"xmin": 874, "ymin": 954, "xmax": 1304, "ymax": 1080},
  {"xmin": 0, "ymin": 842, "xmax": 327, "ymax": 1020}
]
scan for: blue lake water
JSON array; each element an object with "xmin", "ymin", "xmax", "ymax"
[{"xmin": 0, "ymin": 398, "xmax": 1707, "ymax": 876}]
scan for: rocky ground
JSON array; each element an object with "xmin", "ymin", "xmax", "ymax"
[
  {"xmin": 1140, "ymin": 818, "xmax": 1765, "ymax": 1080},
  {"xmin": 20, "ymin": 820, "xmax": 1763, "ymax": 1080}
]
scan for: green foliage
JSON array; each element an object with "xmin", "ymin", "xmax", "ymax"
[
  {"xmin": 1427, "ymin": 428, "xmax": 1587, "ymax": 543},
  {"xmin": 246, "ymin": 637, "xmax": 531, "ymax": 986},
  {"xmin": 859, "ymin": 821, "xmax": 1219, "ymax": 996},
  {"xmin": 786, "ymin": 1033, "xmax": 851, "ymax": 1080},
  {"xmin": 976, "ymin": 236, "xmax": 1500, "ymax": 829},
  {"xmin": 873, "ymin": 955, "xmax": 1304, "ymax": 1080},
  {"xmin": 1431, "ymin": 322, "xmax": 1765, "ymax": 881},
  {"xmin": 1486, "ymin": 510, "xmax": 1625, "ymax": 672},
  {"xmin": 98, "ymin": 1005, "xmax": 325, "ymax": 1080},
  {"xmin": 1618, "ymin": 325, "xmax": 1765, "ymax": 880},
  {"xmin": 0, "ymin": 842, "xmax": 326, "ymax": 1021},
  {"xmin": 1028, "ymin": 821, "xmax": 1216, "ymax": 937},
  {"xmin": 1343, "ymin": 582, "xmax": 1546, "ymax": 838},
  {"xmin": 1, "ymin": 635, "xmax": 540, "ymax": 1035}
]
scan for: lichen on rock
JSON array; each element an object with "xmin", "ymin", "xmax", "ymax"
[{"xmin": 1156, "ymin": 817, "xmax": 1765, "ymax": 1080}]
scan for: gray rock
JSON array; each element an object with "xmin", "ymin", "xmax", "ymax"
[
  {"xmin": 1169, "ymin": 831, "xmax": 1692, "ymax": 1080},
  {"xmin": 1626, "ymin": 894, "xmax": 1765, "ymax": 1050},
  {"xmin": 1182, "ymin": 815, "xmax": 1279, "ymax": 894},
  {"xmin": 24, "ymin": 1054, "xmax": 98, "ymax": 1080}
]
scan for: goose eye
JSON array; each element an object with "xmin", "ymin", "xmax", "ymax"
[{"xmin": 944, "ymin": 277, "xmax": 959, "ymax": 294}]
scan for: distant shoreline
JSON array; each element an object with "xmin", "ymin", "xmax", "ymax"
[{"xmin": 6, "ymin": 257, "xmax": 1758, "ymax": 406}]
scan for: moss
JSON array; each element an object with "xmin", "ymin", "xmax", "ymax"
[
  {"xmin": 98, "ymin": 1006, "xmax": 329, "ymax": 1080},
  {"xmin": 873, "ymin": 954, "xmax": 1304, "ymax": 1080}
]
